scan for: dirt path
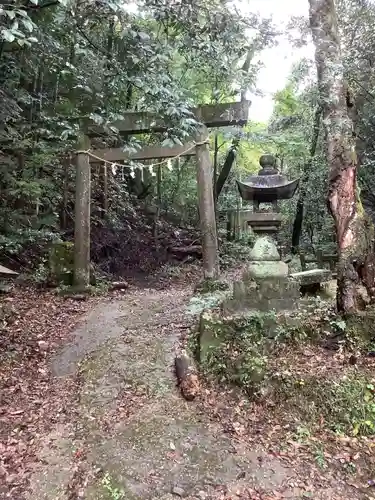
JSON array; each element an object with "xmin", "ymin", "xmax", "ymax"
[{"xmin": 25, "ymin": 283, "xmax": 299, "ymax": 500}]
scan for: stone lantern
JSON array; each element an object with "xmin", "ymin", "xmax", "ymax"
[
  {"xmin": 236, "ymin": 154, "xmax": 299, "ymax": 236},
  {"xmin": 224, "ymin": 154, "xmax": 301, "ymax": 314}
]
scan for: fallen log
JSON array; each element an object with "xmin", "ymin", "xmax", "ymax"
[
  {"xmin": 174, "ymin": 351, "xmax": 200, "ymax": 401},
  {"xmin": 169, "ymin": 245, "xmax": 202, "ymax": 255},
  {"xmin": 110, "ymin": 281, "xmax": 129, "ymax": 291}
]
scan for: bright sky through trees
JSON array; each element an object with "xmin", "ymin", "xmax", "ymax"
[{"xmin": 247, "ymin": 0, "xmax": 313, "ymax": 122}]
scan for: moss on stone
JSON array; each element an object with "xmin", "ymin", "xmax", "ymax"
[
  {"xmin": 49, "ymin": 241, "xmax": 98, "ymax": 288},
  {"xmin": 196, "ymin": 309, "xmax": 283, "ymax": 394},
  {"xmin": 249, "ymin": 236, "xmax": 280, "ymax": 262},
  {"xmin": 49, "ymin": 240, "xmax": 74, "ymax": 285},
  {"xmin": 194, "ymin": 305, "xmax": 335, "ymax": 396},
  {"xmin": 194, "ymin": 299, "xmax": 375, "ymax": 422},
  {"xmin": 194, "ymin": 278, "xmax": 229, "ymax": 294},
  {"xmin": 198, "ymin": 309, "xmax": 231, "ymax": 364}
]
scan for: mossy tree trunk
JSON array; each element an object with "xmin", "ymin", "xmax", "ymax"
[{"xmin": 309, "ymin": 0, "xmax": 372, "ymax": 312}]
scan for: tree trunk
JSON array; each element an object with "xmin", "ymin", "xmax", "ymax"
[
  {"xmin": 195, "ymin": 126, "xmax": 219, "ymax": 278},
  {"xmin": 309, "ymin": 0, "xmax": 372, "ymax": 313},
  {"xmin": 240, "ymin": 47, "xmax": 254, "ymax": 102},
  {"xmin": 291, "ymin": 106, "xmax": 322, "ymax": 253},
  {"xmin": 74, "ymin": 133, "xmax": 91, "ymax": 290},
  {"xmin": 215, "ymin": 139, "xmax": 239, "ymax": 200}
]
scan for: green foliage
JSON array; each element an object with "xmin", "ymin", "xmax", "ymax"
[
  {"xmin": 0, "ymin": 2, "xmax": 41, "ymax": 46},
  {"xmin": 101, "ymin": 472, "xmax": 124, "ymax": 500},
  {"xmin": 0, "ymin": 229, "xmax": 58, "ymax": 256},
  {"xmin": 275, "ymin": 373, "xmax": 375, "ymax": 437},
  {"xmin": 272, "ymin": 321, "xmax": 310, "ymax": 343},
  {"xmin": 329, "ymin": 318, "xmax": 346, "ymax": 333},
  {"xmin": 267, "ymin": 0, "xmax": 375, "ymax": 252},
  {"xmin": 273, "ymin": 83, "xmax": 300, "ymax": 117},
  {"xmin": 236, "ymin": 122, "xmax": 269, "ymax": 174},
  {"xmin": 158, "ymin": 160, "xmax": 199, "ymax": 225},
  {"xmin": 0, "ymin": 0, "xmax": 274, "ymax": 269},
  {"xmin": 314, "ymin": 445, "xmax": 327, "ymax": 470},
  {"xmin": 32, "ymin": 259, "xmax": 50, "ymax": 286},
  {"xmin": 219, "ymin": 235, "xmax": 256, "ymax": 270},
  {"xmin": 266, "ymin": 72, "xmax": 331, "ymax": 252}
]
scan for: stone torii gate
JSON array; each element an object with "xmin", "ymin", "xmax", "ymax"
[{"xmin": 74, "ymin": 100, "xmax": 250, "ymax": 288}]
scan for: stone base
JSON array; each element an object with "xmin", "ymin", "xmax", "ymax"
[
  {"xmin": 223, "ymin": 277, "xmax": 300, "ymax": 315},
  {"xmin": 223, "ymin": 232, "xmax": 300, "ymax": 315},
  {"xmin": 198, "ymin": 306, "xmax": 304, "ymax": 367}
]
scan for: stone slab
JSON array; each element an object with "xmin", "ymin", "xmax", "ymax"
[
  {"xmin": 0, "ymin": 264, "xmax": 18, "ymax": 277},
  {"xmin": 290, "ymin": 269, "xmax": 331, "ymax": 286},
  {"xmin": 198, "ymin": 310, "xmax": 228, "ymax": 364}
]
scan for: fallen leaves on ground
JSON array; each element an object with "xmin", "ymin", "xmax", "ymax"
[
  {"xmin": 196, "ymin": 341, "xmax": 375, "ymax": 500},
  {"xmin": 2, "ymin": 269, "xmax": 375, "ymax": 500},
  {"xmin": 0, "ymin": 287, "xmax": 97, "ymax": 499}
]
